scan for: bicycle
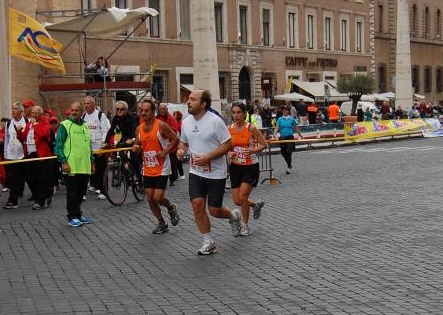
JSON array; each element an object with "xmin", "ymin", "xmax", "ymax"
[{"xmin": 102, "ymin": 146, "xmax": 145, "ymax": 206}]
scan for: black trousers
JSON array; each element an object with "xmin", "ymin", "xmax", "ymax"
[
  {"xmin": 279, "ymin": 135, "xmax": 295, "ymax": 168},
  {"xmin": 65, "ymin": 174, "xmax": 89, "ymax": 221},
  {"xmin": 90, "ymin": 153, "xmax": 106, "ymax": 192},
  {"xmin": 6, "ymin": 159, "xmax": 26, "ymax": 203},
  {"xmin": 26, "ymin": 157, "xmax": 54, "ymax": 206},
  {"xmin": 169, "ymin": 152, "xmax": 179, "ymax": 182}
]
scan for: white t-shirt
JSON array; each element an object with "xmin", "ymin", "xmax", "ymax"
[
  {"xmin": 82, "ymin": 109, "xmax": 110, "ymax": 150},
  {"xmin": 180, "ymin": 111, "xmax": 230, "ymax": 179},
  {"xmin": 5, "ymin": 116, "xmax": 27, "ymax": 160}
]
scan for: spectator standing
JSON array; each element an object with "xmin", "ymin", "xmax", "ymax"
[
  {"xmin": 177, "ymin": 89, "xmax": 241, "ymax": 255},
  {"xmin": 251, "ymin": 107, "xmax": 263, "ymax": 128},
  {"xmin": 380, "ymin": 101, "xmax": 390, "ymax": 120},
  {"xmin": 157, "ymin": 103, "xmax": 179, "ymax": 186},
  {"xmin": 27, "ymin": 106, "xmax": 54, "ymax": 210},
  {"xmin": 307, "ymin": 102, "xmax": 318, "ymax": 125},
  {"xmin": 296, "ymin": 99, "xmax": 308, "ymax": 125},
  {"xmin": 418, "ymin": 101, "xmax": 427, "ymax": 118},
  {"xmin": 0, "ymin": 118, "xmax": 9, "ymax": 191},
  {"xmin": 357, "ymin": 103, "xmax": 364, "ymax": 122},
  {"xmin": 327, "ymin": 102, "xmax": 341, "ymax": 123},
  {"xmin": 172, "ymin": 110, "xmax": 185, "ymax": 180},
  {"xmin": 364, "ymin": 107, "xmax": 373, "ymax": 121},
  {"xmin": 54, "ymin": 101, "xmax": 94, "ymax": 227},
  {"xmin": 22, "ymin": 99, "xmax": 34, "ymax": 119},
  {"xmin": 82, "ymin": 96, "xmax": 110, "ymax": 200},
  {"xmin": 3, "ymin": 102, "xmax": 29, "ymax": 209},
  {"xmin": 227, "ymin": 102, "xmax": 267, "ymax": 236},
  {"xmin": 87, "ymin": 56, "xmax": 110, "ymax": 82},
  {"xmin": 273, "ymin": 105, "xmax": 303, "ymax": 174},
  {"xmin": 133, "ymin": 100, "xmax": 180, "ymax": 234},
  {"xmin": 261, "ymin": 103, "xmax": 273, "ymax": 128}
]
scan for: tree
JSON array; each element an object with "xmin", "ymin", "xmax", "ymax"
[{"xmin": 337, "ymin": 74, "xmax": 375, "ymax": 115}]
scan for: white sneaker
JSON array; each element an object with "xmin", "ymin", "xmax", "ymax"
[
  {"xmin": 253, "ymin": 200, "xmax": 265, "ymax": 220},
  {"xmin": 97, "ymin": 193, "xmax": 106, "ymax": 200},
  {"xmin": 95, "ymin": 189, "xmax": 101, "ymax": 195},
  {"xmin": 286, "ymin": 168, "xmax": 291, "ymax": 174},
  {"xmin": 180, "ymin": 175, "xmax": 185, "ymax": 180},
  {"xmin": 197, "ymin": 241, "xmax": 217, "ymax": 255},
  {"xmin": 88, "ymin": 186, "xmax": 96, "ymax": 193},
  {"xmin": 83, "ymin": 195, "xmax": 87, "ymax": 200},
  {"xmin": 1, "ymin": 187, "xmax": 9, "ymax": 192},
  {"xmin": 240, "ymin": 225, "xmax": 251, "ymax": 236},
  {"xmin": 229, "ymin": 209, "xmax": 241, "ymax": 237}
]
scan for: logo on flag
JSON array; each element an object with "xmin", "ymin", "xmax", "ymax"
[{"xmin": 9, "ymin": 7, "xmax": 65, "ymax": 74}]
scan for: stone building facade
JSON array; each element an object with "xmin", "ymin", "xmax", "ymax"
[{"xmin": 5, "ymin": 0, "xmax": 443, "ymax": 116}]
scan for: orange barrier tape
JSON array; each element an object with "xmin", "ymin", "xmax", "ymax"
[{"xmin": 0, "ymin": 147, "xmax": 132, "ymax": 165}]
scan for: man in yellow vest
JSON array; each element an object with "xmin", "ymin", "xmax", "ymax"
[{"xmin": 55, "ymin": 101, "xmax": 95, "ymax": 227}]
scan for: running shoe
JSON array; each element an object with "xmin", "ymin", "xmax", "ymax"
[
  {"xmin": 97, "ymin": 193, "xmax": 106, "ymax": 200},
  {"xmin": 229, "ymin": 209, "xmax": 241, "ymax": 237},
  {"xmin": 168, "ymin": 203, "xmax": 179, "ymax": 226},
  {"xmin": 152, "ymin": 221, "xmax": 169, "ymax": 234},
  {"xmin": 88, "ymin": 186, "xmax": 96, "ymax": 193},
  {"xmin": 240, "ymin": 225, "xmax": 251, "ymax": 236},
  {"xmin": 32, "ymin": 203, "xmax": 44, "ymax": 210},
  {"xmin": 68, "ymin": 218, "xmax": 83, "ymax": 227},
  {"xmin": 197, "ymin": 241, "xmax": 217, "ymax": 255},
  {"xmin": 253, "ymin": 200, "xmax": 265, "ymax": 220},
  {"xmin": 79, "ymin": 216, "xmax": 92, "ymax": 224},
  {"xmin": 3, "ymin": 201, "xmax": 18, "ymax": 209}
]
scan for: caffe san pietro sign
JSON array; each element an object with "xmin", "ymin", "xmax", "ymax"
[{"xmin": 285, "ymin": 56, "xmax": 338, "ymax": 68}]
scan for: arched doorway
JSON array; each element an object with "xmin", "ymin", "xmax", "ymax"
[{"xmin": 238, "ymin": 67, "xmax": 251, "ymax": 101}]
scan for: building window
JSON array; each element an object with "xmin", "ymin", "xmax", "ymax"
[
  {"xmin": 307, "ymin": 15, "xmax": 314, "ymax": 49},
  {"xmin": 378, "ymin": 65, "xmax": 387, "ymax": 92},
  {"xmin": 378, "ymin": 4, "xmax": 384, "ymax": 33},
  {"xmin": 437, "ymin": 10, "xmax": 442, "ymax": 38},
  {"xmin": 215, "ymin": 2, "xmax": 223, "ymax": 42},
  {"xmin": 262, "ymin": 9, "xmax": 270, "ymax": 46},
  {"xmin": 424, "ymin": 7, "xmax": 430, "ymax": 38},
  {"xmin": 411, "ymin": 4, "xmax": 418, "ymax": 36},
  {"xmin": 239, "ymin": 6, "xmax": 248, "ymax": 44},
  {"xmin": 81, "ymin": 0, "xmax": 91, "ymax": 11},
  {"xmin": 341, "ymin": 19, "xmax": 348, "ymax": 51},
  {"xmin": 324, "ymin": 17, "xmax": 331, "ymax": 50},
  {"xmin": 116, "ymin": 0, "xmax": 126, "ymax": 8},
  {"xmin": 149, "ymin": 0, "xmax": 160, "ymax": 38},
  {"xmin": 436, "ymin": 68, "xmax": 443, "ymax": 92},
  {"xmin": 288, "ymin": 12, "xmax": 296, "ymax": 48},
  {"xmin": 412, "ymin": 66, "xmax": 420, "ymax": 93},
  {"xmin": 179, "ymin": 0, "xmax": 190, "ymax": 39},
  {"xmin": 424, "ymin": 67, "xmax": 432, "ymax": 93},
  {"xmin": 356, "ymin": 21, "xmax": 362, "ymax": 52}
]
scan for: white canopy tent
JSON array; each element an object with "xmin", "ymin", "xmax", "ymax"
[
  {"xmin": 361, "ymin": 93, "xmax": 389, "ymax": 102},
  {"xmin": 291, "ymin": 80, "xmax": 349, "ymax": 102},
  {"xmin": 45, "ymin": 7, "xmax": 158, "ymax": 39},
  {"xmin": 274, "ymin": 92, "xmax": 314, "ymax": 103}
]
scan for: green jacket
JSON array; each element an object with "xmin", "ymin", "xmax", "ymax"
[{"xmin": 55, "ymin": 117, "xmax": 93, "ymax": 174}]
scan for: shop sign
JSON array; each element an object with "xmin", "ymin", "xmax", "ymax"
[{"xmin": 285, "ymin": 56, "xmax": 338, "ymax": 68}]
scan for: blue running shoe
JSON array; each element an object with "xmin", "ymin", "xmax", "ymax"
[
  {"xmin": 79, "ymin": 216, "xmax": 92, "ymax": 224},
  {"xmin": 68, "ymin": 218, "xmax": 83, "ymax": 227}
]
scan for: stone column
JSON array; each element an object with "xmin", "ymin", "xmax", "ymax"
[
  {"xmin": 395, "ymin": 0, "xmax": 413, "ymax": 110},
  {"xmin": 0, "ymin": 1, "xmax": 11, "ymax": 117},
  {"xmin": 191, "ymin": 0, "xmax": 221, "ymax": 113}
]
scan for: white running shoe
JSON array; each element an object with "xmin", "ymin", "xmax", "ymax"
[
  {"xmin": 88, "ymin": 186, "xmax": 96, "ymax": 193},
  {"xmin": 229, "ymin": 209, "xmax": 241, "ymax": 237},
  {"xmin": 97, "ymin": 193, "xmax": 106, "ymax": 200},
  {"xmin": 240, "ymin": 225, "xmax": 251, "ymax": 236},
  {"xmin": 180, "ymin": 175, "xmax": 185, "ymax": 180},
  {"xmin": 197, "ymin": 241, "xmax": 217, "ymax": 255}
]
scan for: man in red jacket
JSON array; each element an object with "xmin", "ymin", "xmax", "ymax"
[{"xmin": 26, "ymin": 106, "xmax": 54, "ymax": 210}]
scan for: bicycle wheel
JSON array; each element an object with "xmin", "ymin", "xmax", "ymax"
[
  {"xmin": 132, "ymin": 180, "xmax": 145, "ymax": 201},
  {"xmin": 103, "ymin": 161, "xmax": 128, "ymax": 206}
]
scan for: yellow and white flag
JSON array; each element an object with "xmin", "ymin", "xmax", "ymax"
[
  {"xmin": 284, "ymin": 76, "xmax": 292, "ymax": 93},
  {"xmin": 9, "ymin": 7, "xmax": 65, "ymax": 74}
]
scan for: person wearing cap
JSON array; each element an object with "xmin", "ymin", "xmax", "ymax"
[
  {"xmin": 22, "ymin": 99, "xmax": 35, "ymax": 119},
  {"xmin": 272, "ymin": 105, "xmax": 303, "ymax": 174}
]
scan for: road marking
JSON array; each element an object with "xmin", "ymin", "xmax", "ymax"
[{"xmin": 304, "ymin": 145, "xmax": 442, "ymax": 155}]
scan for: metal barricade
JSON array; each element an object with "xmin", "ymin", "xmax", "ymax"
[{"xmin": 258, "ymin": 144, "xmax": 281, "ymax": 185}]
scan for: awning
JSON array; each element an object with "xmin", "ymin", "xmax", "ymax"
[
  {"xmin": 45, "ymin": 7, "xmax": 158, "ymax": 39},
  {"xmin": 180, "ymin": 84, "xmax": 194, "ymax": 92},
  {"xmin": 292, "ymin": 80, "xmax": 349, "ymax": 102},
  {"xmin": 274, "ymin": 92, "xmax": 314, "ymax": 103}
]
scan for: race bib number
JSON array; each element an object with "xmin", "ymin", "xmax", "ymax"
[
  {"xmin": 143, "ymin": 151, "xmax": 159, "ymax": 168},
  {"xmin": 232, "ymin": 147, "xmax": 247, "ymax": 164},
  {"xmin": 190, "ymin": 154, "xmax": 211, "ymax": 172}
]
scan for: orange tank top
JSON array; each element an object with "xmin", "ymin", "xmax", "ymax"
[
  {"xmin": 139, "ymin": 119, "xmax": 171, "ymax": 176},
  {"xmin": 228, "ymin": 122, "xmax": 259, "ymax": 165}
]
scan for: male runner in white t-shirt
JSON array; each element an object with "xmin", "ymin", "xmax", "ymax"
[{"xmin": 177, "ymin": 89, "xmax": 241, "ymax": 255}]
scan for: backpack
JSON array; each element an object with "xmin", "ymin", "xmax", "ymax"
[
  {"xmin": 7, "ymin": 117, "xmax": 28, "ymax": 129},
  {"xmin": 81, "ymin": 111, "xmax": 103, "ymax": 122}
]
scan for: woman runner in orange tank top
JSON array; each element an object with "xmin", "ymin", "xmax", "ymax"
[{"xmin": 227, "ymin": 102, "xmax": 267, "ymax": 236}]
